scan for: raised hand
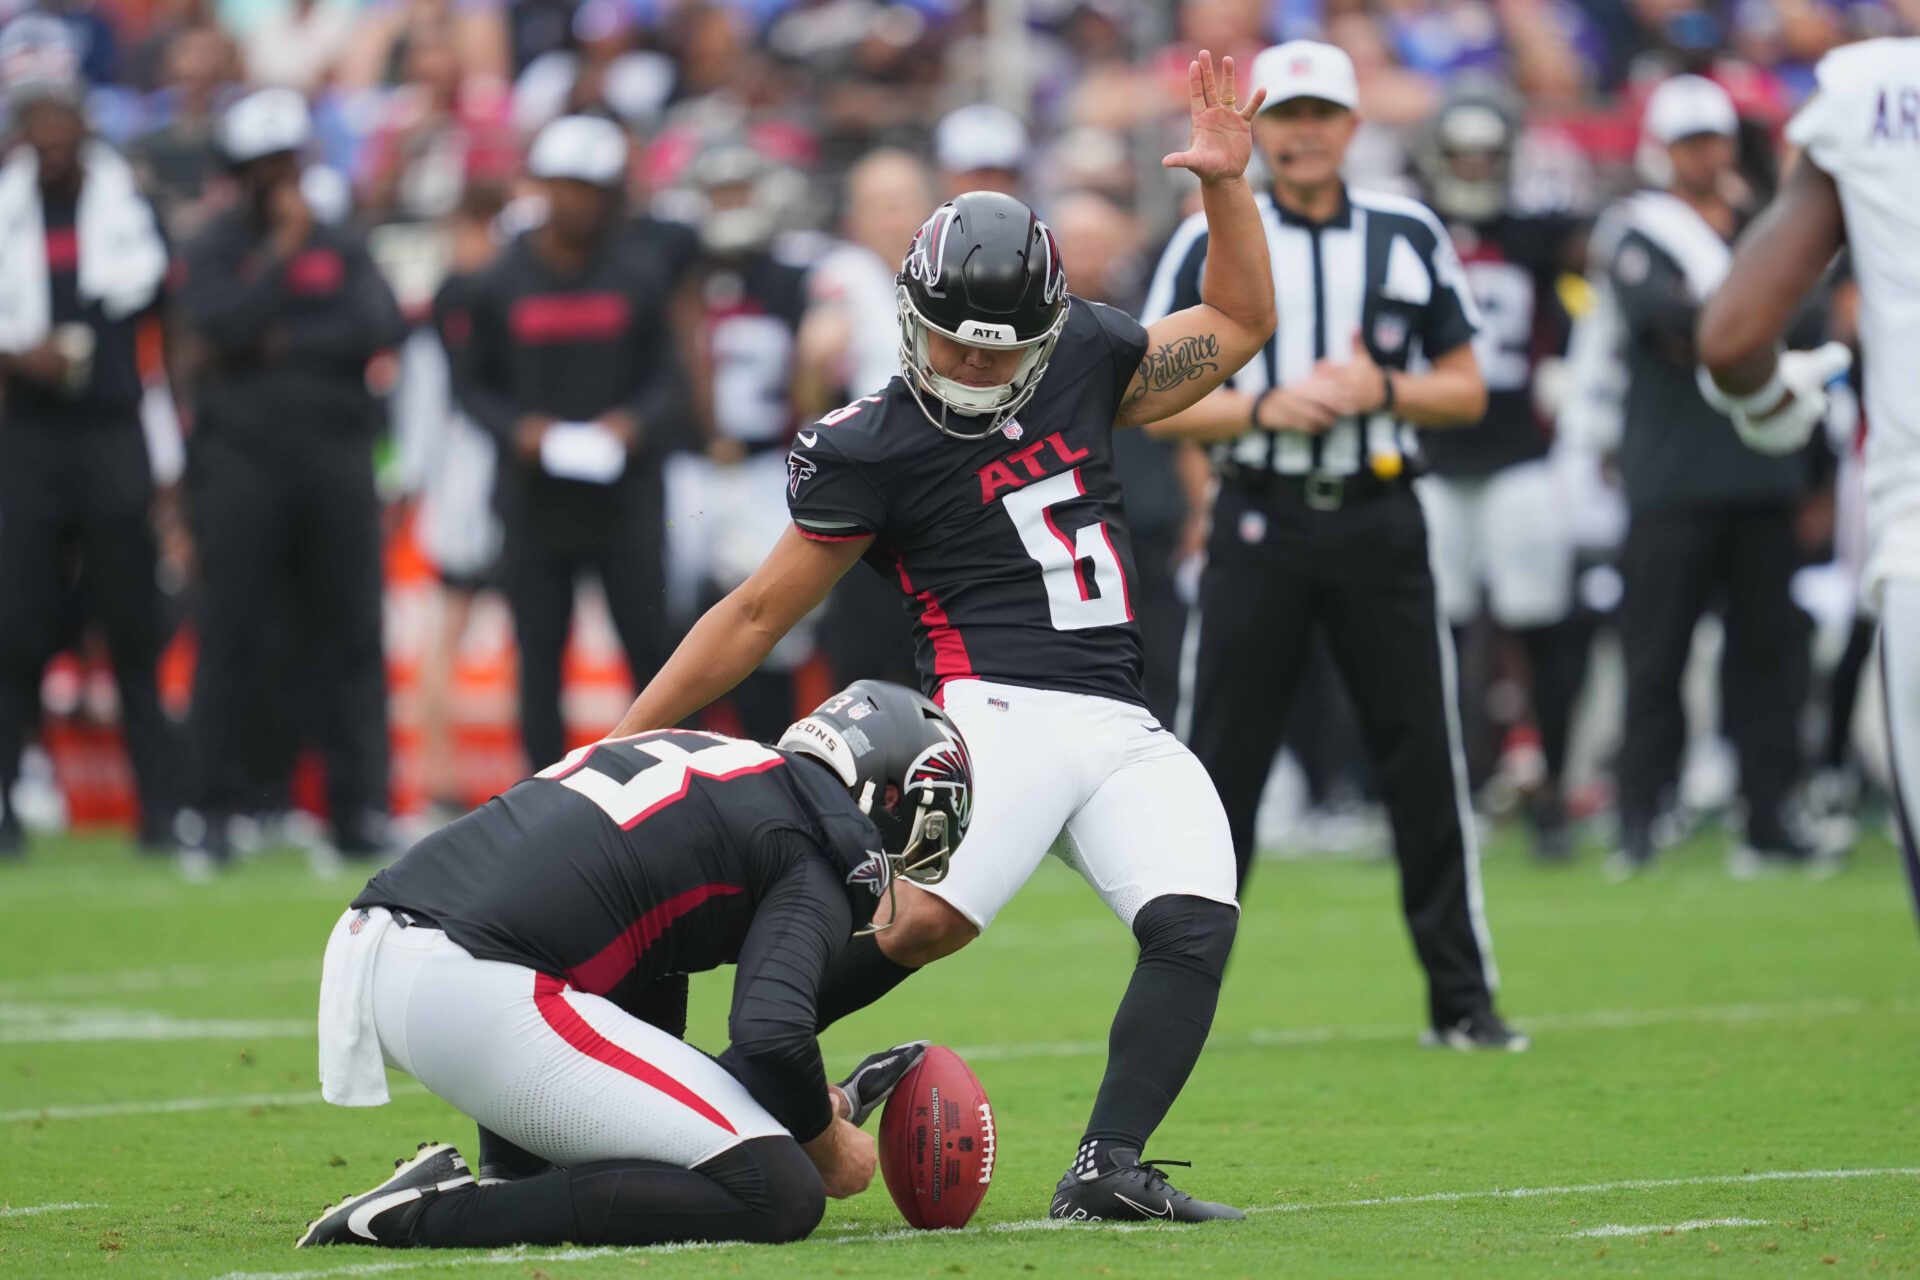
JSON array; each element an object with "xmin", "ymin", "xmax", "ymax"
[{"xmin": 1162, "ymin": 49, "xmax": 1266, "ymax": 187}]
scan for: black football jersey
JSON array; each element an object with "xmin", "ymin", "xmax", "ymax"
[
  {"xmin": 695, "ymin": 252, "xmax": 810, "ymax": 446},
  {"xmin": 1420, "ymin": 212, "xmax": 1581, "ymax": 477},
  {"xmin": 352, "ymin": 729, "xmax": 883, "ymax": 1140},
  {"xmin": 786, "ymin": 297, "xmax": 1151, "ymax": 706}
]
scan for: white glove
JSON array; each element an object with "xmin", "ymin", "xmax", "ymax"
[{"xmin": 1698, "ymin": 342, "xmax": 1854, "ymax": 457}]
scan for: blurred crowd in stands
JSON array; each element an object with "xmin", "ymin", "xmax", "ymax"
[{"xmin": 0, "ymin": 0, "xmax": 1911, "ymax": 877}]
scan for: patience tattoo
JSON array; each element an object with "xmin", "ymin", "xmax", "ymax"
[{"xmin": 1128, "ymin": 333, "xmax": 1221, "ymax": 402}]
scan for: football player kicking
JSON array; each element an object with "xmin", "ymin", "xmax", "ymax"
[
  {"xmin": 1695, "ymin": 37, "xmax": 1920, "ymax": 923},
  {"xmin": 300, "ymin": 681, "xmax": 971, "ymax": 1249},
  {"xmin": 610, "ymin": 50, "xmax": 1276, "ymax": 1222}
]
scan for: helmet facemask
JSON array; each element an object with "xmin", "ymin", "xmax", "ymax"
[{"xmin": 898, "ymin": 284, "xmax": 1069, "ymax": 441}]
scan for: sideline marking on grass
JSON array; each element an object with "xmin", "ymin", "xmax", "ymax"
[
  {"xmin": 0, "ymin": 1202, "xmax": 103, "ymax": 1219},
  {"xmin": 0, "ymin": 992, "xmax": 1891, "ymax": 1050},
  {"xmin": 0, "ymin": 1004, "xmax": 310, "ymax": 1044},
  {"xmin": 0, "ymin": 959, "xmax": 314, "ymax": 999},
  {"xmin": 1571, "ymin": 1217, "xmax": 1771, "ymax": 1238},
  {"xmin": 199, "ymin": 1167, "xmax": 1920, "ymax": 1277},
  {"xmin": 0, "ymin": 1085, "xmax": 430, "ymax": 1124},
  {"xmin": 209, "ymin": 1242, "xmax": 731, "ymax": 1280},
  {"xmin": 5, "ymin": 996, "xmax": 1909, "ymax": 1115},
  {"xmin": 976, "ymin": 1167, "xmax": 1920, "ymax": 1235}
]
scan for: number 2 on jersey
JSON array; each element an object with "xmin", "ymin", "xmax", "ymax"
[
  {"xmin": 1003, "ymin": 469, "xmax": 1132, "ymax": 631},
  {"xmin": 537, "ymin": 732, "xmax": 783, "ymax": 828}
]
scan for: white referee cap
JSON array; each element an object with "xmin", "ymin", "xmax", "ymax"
[
  {"xmin": 934, "ymin": 103, "xmax": 1029, "ymax": 175},
  {"xmin": 1644, "ymin": 74, "xmax": 1738, "ymax": 144},
  {"xmin": 222, "ymin": 88, "xmax": 311, "ymax": 165},
  {"xmin": 527, "ymin": 114, "xmax": 629, "ymax": 188},
  {"xmin": 1249, "ymin": 40, "xmax": 1359, "ymax": 113}
]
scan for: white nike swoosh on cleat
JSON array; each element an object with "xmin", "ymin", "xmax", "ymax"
[
  {"xmin": 347, "ymin": 1188, "xmax": 422, "ymax": 1241},
  {"xmin": 1114, "ymin": 1193, "xmax": 1174, "ymax": 1218},
  {"xmin": 797, "ymin": 432, "xmax": 818, "ymax": 447}
]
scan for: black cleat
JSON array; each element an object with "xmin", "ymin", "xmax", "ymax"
[
  {"xmin": 1049, "ymin": 1147, "xmax": 1244, "ymax": 1222},
  {"xmin": 296, "ymin": 1142, "xmax": 473, "ymax": 1248},
  {"xmin": 1421, "ymin": 1010, "xmax": 1530, "ymax": 1052},
  {"xmin": 835, "ymin": 1040, "xmax": 929, "ymax": 1127}
]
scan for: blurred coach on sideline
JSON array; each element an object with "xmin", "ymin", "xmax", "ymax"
[{"xmin": 176, "ymin": 88, "xmax": 405, "ymax": 874}]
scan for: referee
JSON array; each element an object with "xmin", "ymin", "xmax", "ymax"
[{"xmin": 1145, "ymin": 41, "xmax": 1521, "ymax": 1050}]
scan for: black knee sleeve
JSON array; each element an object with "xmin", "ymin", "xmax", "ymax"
[
  {"xmin": 688, "ymin": 1136, "xmax": 825, "ymax": 1245},
  {"xmin": 1131, "ymin": 894, "xmax": 1236, "ymax": 980}
]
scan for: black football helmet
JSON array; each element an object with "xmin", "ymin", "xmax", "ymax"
[
  {"xmin": 897, "ymin": 190, "xmax": 1069, "ymax": 441},
  {"xmin": 1412, "ymin": 78, "xmax": 1522, "ymax": 223},
  {"xmin": 778, "ymin": 680, "xmax": 972, "ymax": 934}
]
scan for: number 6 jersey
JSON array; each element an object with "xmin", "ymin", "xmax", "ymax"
[{"xmin": 789, "ymin": 297, "xmax": 1152, "ymax": 706}]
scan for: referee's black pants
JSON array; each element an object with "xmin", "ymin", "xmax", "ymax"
[
  {"xmin": 0, "ymin": 416, "xmax": 175, "ymax": 838},
  {"xmin": 186, "ymin": 430, "xmax": 389, "ymax": 841},
  {"xmin": 1616, "ymin": 502, "xmax": 1805, "ymax": 850},
  {"xmin": 499, "ymin": 505, "xmax": 669, "ymax": 773},
  {"xmin": 1186, "ymin": 477, "xmax": 1496, "ymax": 1028}
]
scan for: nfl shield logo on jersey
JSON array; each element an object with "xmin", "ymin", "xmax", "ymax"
[
  {"xmin": 787, "ymin": 448, "xmax": 817, "ymax": 498},
  {"xmin": 1372, "ymin": 312, "xmax": 1408, "ymax": 355},
  {"xmin": 1001, "ymin": 420, "xmax": 1024, "ymax": 441}
]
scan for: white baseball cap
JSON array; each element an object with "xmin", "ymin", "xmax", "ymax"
[
  {"xmin": 222, "ymin": 87, "xmax": 311, "ymax": 165},
  {"xmin": 527, "ymin": 114, "xmax": 630, "ymax": 188},
  {"xmin": 934, "ymin": 103, "xmax": 1029, "ymax": 175},
  {"xmin": 1249, "ymin": 40, "xmax": 1359, "ymax": 113},
  {"xmin": 1644, "ymin": 74, "xmax": 1738, "ymax": 144}
]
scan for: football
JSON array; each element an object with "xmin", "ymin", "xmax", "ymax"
[{"xmin": 877, "ymin": 1045, "xmax": 996, "ymax": 1230}]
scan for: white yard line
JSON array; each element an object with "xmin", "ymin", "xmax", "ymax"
[
  {"xmin": 0, "ymin": 1084, "xmax": 429, "ymax": 1124},
  {"xmin": 0, "ymin": 1013, "xmax": 311, "ymax": 1044},
  {"xmin": 953, "ymin": 995, "xmax": 1891, "ymax": 1062},
  {"xmin": 0, "ymin": 1201, "xmax": 103, "ymax": 1219},
  {"xmin": 209, "ymin": 1242, "xmax": 732, "ymax": 1280},
  {"xmin": 0, "ymin": 959, "xmax": 315, "ymax": 1000},
  {"xmin": 4, "ymin": 996, "xmax": 1908, "ymax": 1117},
  {"xmin": 202, "ymin": 1166, "xmax": 1920, "ymax": 1279},
  {"xmin": 1571, "ymin": 1217, "xmax": 1772, "ymax": 1238}
]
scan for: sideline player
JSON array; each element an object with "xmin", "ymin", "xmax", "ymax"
[
  {"xmin": 1695, "ymin": 36, "xmax": 1920, "ymax": 918},
  {"xmin": 610, "ymin": 51, "xmax": 1276, "ymax": 1220},
  {"xmin": 1410, "ymin": 81, "xmax": 1589, "ymax": 860},
  {"xmin": 301, "ymin": 681, "xmax": 971, "ymax": 1249}
]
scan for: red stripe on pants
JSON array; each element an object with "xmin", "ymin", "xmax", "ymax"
[{"xmin": 532, "ymin": 973, "xmax": 737, "ymax": 1135}]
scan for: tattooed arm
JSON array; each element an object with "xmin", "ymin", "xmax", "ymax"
[{"xmin": 1113, "ymin": 49, "xmax": 1275, "ymax": 431}]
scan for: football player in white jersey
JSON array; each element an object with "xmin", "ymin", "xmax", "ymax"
[{"xmin": 1697, "ymin": 36, "xmax": 1920, "ymax": 918}]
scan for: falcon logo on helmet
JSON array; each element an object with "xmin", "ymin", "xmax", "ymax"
[{"xmin": 896, "ymin": 190, "xmax": 1070, "ymax": 441}]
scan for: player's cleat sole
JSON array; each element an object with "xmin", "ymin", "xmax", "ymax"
[
  {"xmin": 296, "ymin": 1142, "xmax": 473, "ymax": 1248},
  {"xmin": 836, "ymin": 1039, "xmax": 929, "ymax": 1127},
  {"xmin": 1048, "ymin": 1149, "xmax": 1243, "ymax": 1223},
  {"xmin": 1421, "ymin": 1011, "xmax": 1530, "ymax": 1052}
]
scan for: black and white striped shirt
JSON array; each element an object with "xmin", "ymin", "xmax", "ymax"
[{"xmin": 1141, "ymin": 185, "xmax": 1480, "ymax": 480}]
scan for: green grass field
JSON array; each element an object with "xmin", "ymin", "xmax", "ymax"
[{"xmin": 4, "ymin": 825, "xmax": 1918, "ymax": 1278}]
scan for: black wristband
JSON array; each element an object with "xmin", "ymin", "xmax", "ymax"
[
  {"xmin": 1251, "ymin": 388, "xmax": 1281, "ymax": 430},
  {"xmin": 1377, "ymin": 370, "xmax": 1397, "ymax": 415}
]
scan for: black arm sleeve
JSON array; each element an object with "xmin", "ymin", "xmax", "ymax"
[
  {"xmin": 452, "ymin": 271, "xmax": 524, "ymax": 445},
  {"xmin": 625, "ymin": 270, "xmax": 688, "ymax": 453},
  {"xmin": 1611, "ymin": 230, "xmax": 1699, "ymax": 366},
  {"xmin": 277, "ymin": 238, "xmax": 408, "ymax": 368},
  {"xmin": 178, "ymin": 229, "xmax": 287, "ymax": 354},
  {"xmin": 717, "ymin": 835, "xmax": 852, "ymax": 1143}
]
